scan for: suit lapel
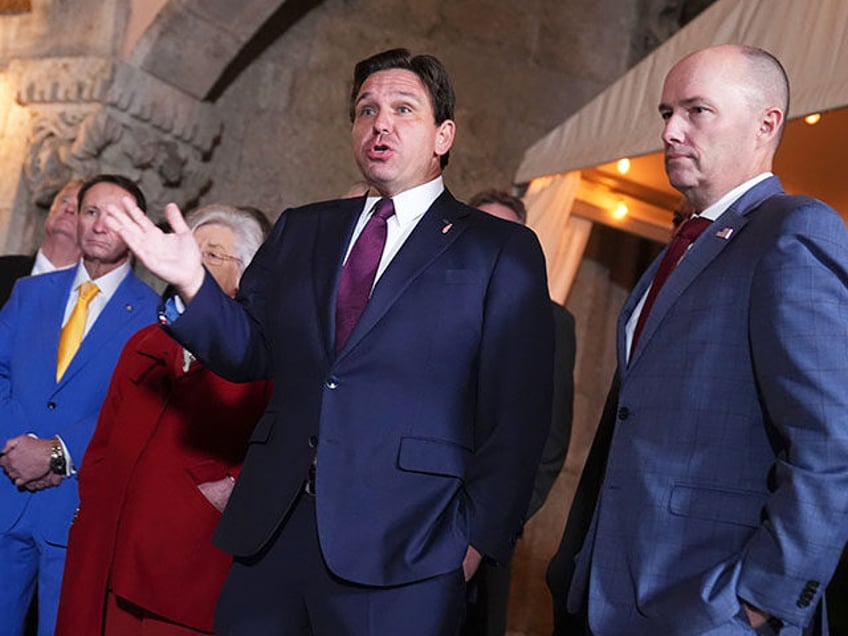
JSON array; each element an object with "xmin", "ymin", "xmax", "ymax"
[
  {"xmin": 37, "ymin": 270, "xmax": 75, "ymax": 380},
  {"xmin": 335, "ymin": 191, "xmax": 471, "ymax": 360},
  {"xmin": 627, "ymin": 176, "xmax": 784, "ymax": 368},
  {"xmin": 312, "ymin": 198, "xmax": 364, "ymax": 360}
]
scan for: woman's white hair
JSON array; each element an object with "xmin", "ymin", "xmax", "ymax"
[{"xmin": 186, "ymin": 204, "xmax": 271, "ymax": 274}]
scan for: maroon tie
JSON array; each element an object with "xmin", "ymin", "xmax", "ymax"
[
  {"xmin": 631, "ymin": 215, "xmax": 712, "ymax": 351},
  {"xmin": 335, "ymin": 198, "xmax": 395, "ymax": 353}
]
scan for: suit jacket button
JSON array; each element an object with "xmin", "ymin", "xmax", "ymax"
[
  {"xmin": 325, "ymin": 376, "xmax": 339, "ymax": 389},
  {"xmin": 308, "ymin": 435, "xmax": 318, "ymax": 449},
  {"xmin": 617, "ymin": 407, "xmax": 629, "ymax": 420},
  {"xmin": 47, "ymin": 401, "xmax": 57, "ymax": 410}
]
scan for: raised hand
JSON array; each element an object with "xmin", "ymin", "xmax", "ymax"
[{"xmin": 104, "ymin": 198, "xmax": 206, "ymax": 303}]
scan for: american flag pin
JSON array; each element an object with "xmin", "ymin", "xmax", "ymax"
[
  {"xmin": 442, "ymin": 222, "xmax": 453, "ymax": 235},
  {"xmin": 715, "ymin": 227, "xmax": 734, "ymax": 240}
]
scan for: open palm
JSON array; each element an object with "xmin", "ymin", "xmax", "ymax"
[{"xmin": 105, "ymin": 199, "xmax": 206, "ymax": 302}]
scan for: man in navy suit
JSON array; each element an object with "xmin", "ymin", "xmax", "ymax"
[
  {"xmin": 0, "ymin": 174, "xmax": 158, "ymax": 635},
  {"xmin": 559, "ymin": 45, "xmax": 848, "ymax": 636},
  {"xmin": 105, "ymin": 49, "xmax": 554, "ymax": 635},
  {"xmin": 464, "ymin": 189, "xmax": 576, "ymax": 636}
]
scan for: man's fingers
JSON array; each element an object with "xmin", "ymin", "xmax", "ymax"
[
  {"xmin": 103, "ymin": 201, "xmax": 143, "ymax": 240},
  {"xmin": 164, "ymin": 202, "xmax": 191, "ymax": 234}
]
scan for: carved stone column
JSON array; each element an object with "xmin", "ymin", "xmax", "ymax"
[{"xmin": 5, "ymin": 56, "xmax": 221, "ymax": 253}]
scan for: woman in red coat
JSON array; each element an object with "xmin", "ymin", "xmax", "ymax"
[{"xmin": 56, "ymin": 205, "xmax": 273, "ymax": 635}]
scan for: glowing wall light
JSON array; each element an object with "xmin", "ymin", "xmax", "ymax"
[{"xmin": 612, "ymin": 200, "xmax": 629, "ymax": 220}]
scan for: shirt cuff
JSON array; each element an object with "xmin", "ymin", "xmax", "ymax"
[
  {"xmin": 55, "ymin": 435, "xmax": 74, "ymax": 476},
  {"xmin": 158, "ymin": 295, "xmax": 185, "ymax": 326}
]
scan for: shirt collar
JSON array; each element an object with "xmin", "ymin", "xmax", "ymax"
[
  {"xmin": 31, "ymin": 249, "xmax": 55, "ymax": 276},
  {"xmin": 70, "ymin": 259, "xmax": 131, "ymax": 300},
  {"xmin": 32, "ymin": 249, "xmax": 76, "ymax": 276},
  {"xmin": 362, "ymin": 176, "xmax": 444, "ymax": 227},
  {"xmin": 698, "ymin": 172, "xmax": 773, "ymax": 222}
]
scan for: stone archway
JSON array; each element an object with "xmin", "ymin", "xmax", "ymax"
[
  {"xmin": 126, "ymin": 0, "xmax": 295, "ymax": 100},
  {"xmin": 2, "ymin": 0, "xmax": 323, "ymax": 253}
]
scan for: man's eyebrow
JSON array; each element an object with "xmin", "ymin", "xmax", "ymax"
[
  {"xmin": 659, "ymin": 97, "xmax": 709, "ymax": 110},
  {"xmin": 355, "ymin": 90, "xmax": 423, "ymax": 105}
]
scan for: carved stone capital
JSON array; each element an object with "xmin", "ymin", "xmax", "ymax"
[{"xmin": 11, "ymin": 57, "xmax": 222, "ymax": 217}]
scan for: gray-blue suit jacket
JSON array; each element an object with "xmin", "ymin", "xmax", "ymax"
[{"xmin": 569, "ymin": 177, "xmax": 848, "ymax": 635}]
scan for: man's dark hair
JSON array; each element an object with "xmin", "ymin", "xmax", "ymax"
[
  {"xmin": 469, "ymin": 189, "xmax": 528, "ymax": 225},
  {"xmin": 77, "ymin": 174, "xmax": 147, "ymax": 213},
  {"xmin": 349, "ymin": 48, "xmax": 456, "ymax": 168}
]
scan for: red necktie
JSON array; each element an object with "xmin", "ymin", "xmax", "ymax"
[
  {"xmin": 335, "ymin": 198, "xmax": 395, "ymax": 353},
  {"xmin": 631, "ymin": 216, "xmax": 712, "ymax": 351}
]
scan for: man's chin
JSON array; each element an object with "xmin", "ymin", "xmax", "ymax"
[{"xmin": 665, "ymin": 169, "xmax": 694, "ymax": 192}]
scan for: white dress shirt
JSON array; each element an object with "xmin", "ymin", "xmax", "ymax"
[
  {"xmin": 345, "ymin": 176, "xmax": 444, "ymax": 289},
  {"xmin": 61, "ymin": 260, "xmax": 132, "ymax": 337}
]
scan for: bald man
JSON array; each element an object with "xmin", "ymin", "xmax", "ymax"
[{"xmin": 558, "ymin": 44, "xmax": 848, "ymax": 635}]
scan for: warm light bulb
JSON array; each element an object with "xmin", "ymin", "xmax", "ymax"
[
  {"xmin": 616, "ymin": 158, "xmax": 631, "ymax": 175},
  {"xmin": 612, "ymin": 201, "xmax": 628, "ymax": 220},
  {"xmin": 804, "ymin": 113, "xmax": 822, "ymax": 125}
]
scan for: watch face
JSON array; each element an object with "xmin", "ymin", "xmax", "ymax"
[{"xmin": 50, "ymin": 449, "xmax": 66, "ymax": 475}]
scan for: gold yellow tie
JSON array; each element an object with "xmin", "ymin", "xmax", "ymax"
[{"xmin": 56, "ymin": 281, "xmax": 100, "ymax": 381}]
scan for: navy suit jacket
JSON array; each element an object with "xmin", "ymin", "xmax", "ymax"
[
  {"xmin": 168, "ymin": 189, "xmax": 554, "ymax": 586},
  {"xmin": 568, "ymin": 177, "xmax": 848, "ymax": 635},
  {"xmin": 0, "ymin": 265, "xmax": 158, "ymax": 546},
  {"xmin": 0, "ymin": 254, "xmax": 34, "ymax": 307}
]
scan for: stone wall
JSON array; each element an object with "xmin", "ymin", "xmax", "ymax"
[
  {"xmin": 205, "ymin": 0, "xmax": 643, "ymax": 216},
  {"xmin": 0, "ymin": 0, "xmax": 714, "ymax": 247}
]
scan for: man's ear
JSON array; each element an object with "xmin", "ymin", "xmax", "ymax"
[
  {"xmin": 434, "ymin": 119, "xmax": 456, "ymax": 158},
  {"xmin": 759, "ymin": 106, "xmax": 784, "ymax": 142}
]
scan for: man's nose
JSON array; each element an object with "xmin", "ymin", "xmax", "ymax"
[
  {"xmin": 662, "ymin": 114, "xmax": 683, "ymax": 145},
  {"xmin": 373, "ymin": 111, "xmax": 392, "ymax": 134},
  {"xmin": 92, "ymin": 214, "xmax": 109, "ymax": 233}
]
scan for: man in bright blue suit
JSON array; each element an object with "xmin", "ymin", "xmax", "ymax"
[
  {"xmin": 0, "ymin": 174, "xmax": 158, "ymax": 636},
  {"xmin": 561, "ymin": 45, "xmax": 848, "ymax": 636},
  {"xmin": 104, "ymin": 49, "xmax": 554, "ymax": 635}
]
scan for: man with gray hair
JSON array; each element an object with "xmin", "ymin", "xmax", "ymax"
[{"xmin": 0, "ymin": 179, "xmax": 84, "ymax": 306}]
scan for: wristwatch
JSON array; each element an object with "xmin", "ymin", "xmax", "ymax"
[{"xmin": 49, "ymin": 437, "xmax": 67, "ymax": 475}]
